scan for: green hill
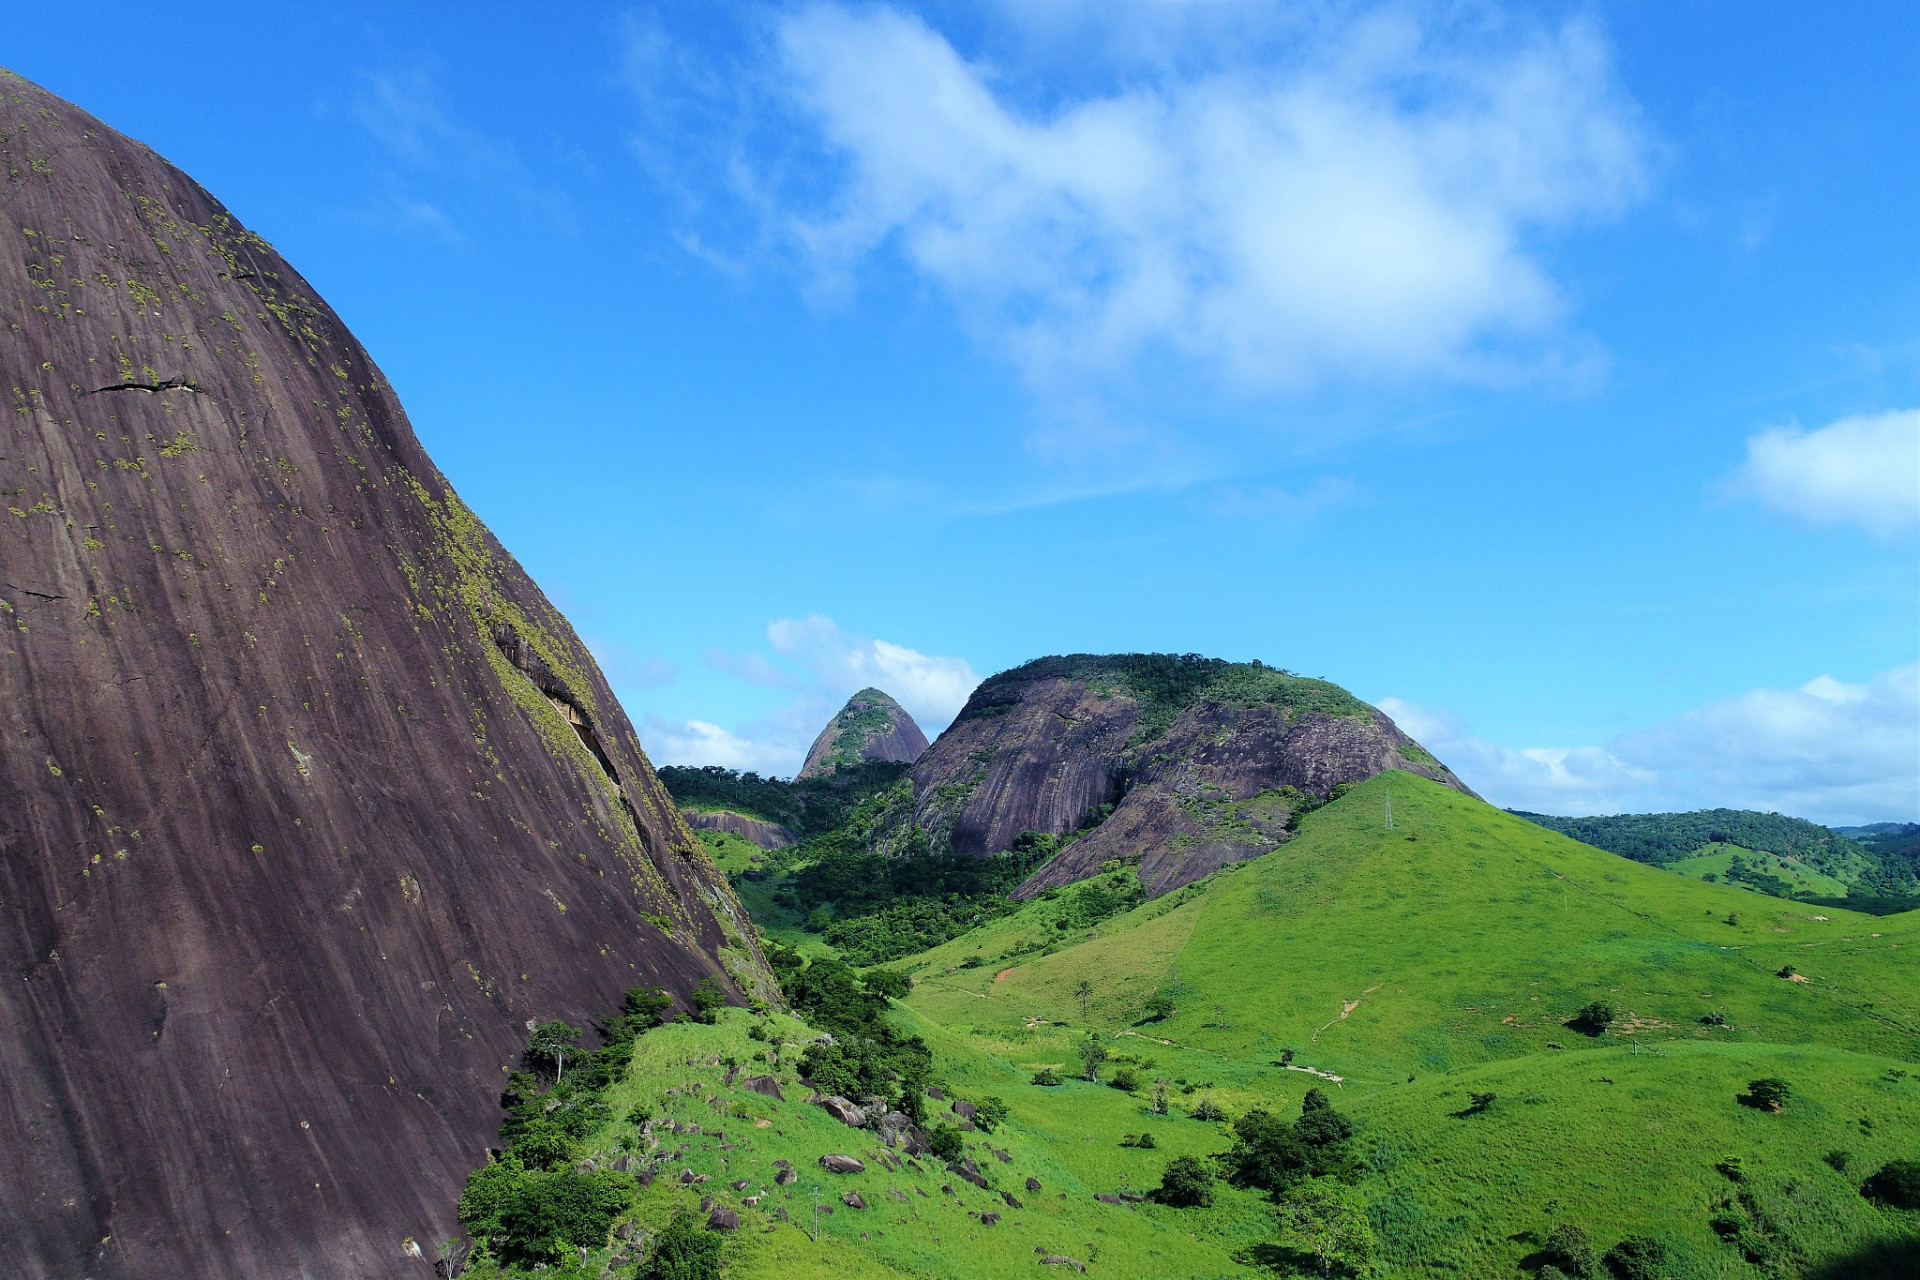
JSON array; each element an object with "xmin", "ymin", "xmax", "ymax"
[{"xmin": 451, "ymin": 773, "xmax": 1920, "ymax": 1279}]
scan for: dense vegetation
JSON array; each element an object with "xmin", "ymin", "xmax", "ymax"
[
  {"xmin": 960, "ymin": 652, "xmax": 1370, "ymax": 746},
  {"xmin": 657, "ymin": 760, "xmax": 908, "ymax": 836},
  {"xmin": 1514, "ymin": 807, "xmax": 1920, "ymax": 895}
]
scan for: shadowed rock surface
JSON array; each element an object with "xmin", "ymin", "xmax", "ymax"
[
  {"xmin": 681, "ymin": 807, "xmax": 796, "ymax": 849},
  {"xmin": 0, "ymin": 72, "xmax": 767, "ymax": 1280},
  {"xmin": 903, "ymin": 654, "xmax": 1474, "ymax": 897},
  {"xmin": 797, "ymin": 687, "xmax": 929, "ymax": 780}
]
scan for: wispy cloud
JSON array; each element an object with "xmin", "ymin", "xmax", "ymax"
[
  {"xmin": 645, "ymin": 614, "xmax": 979, "ymax": 776},
  {"xmin": 755, "ymin": 3, "xmax": 1646, "ymax": 398},
  {"xmin": 1382, "ymin": 661, "xmax": 1920, "ymax": 824},
  {"xmin": 1731, "ymin": 409, "xmax": 1920, "ymax": 537}
]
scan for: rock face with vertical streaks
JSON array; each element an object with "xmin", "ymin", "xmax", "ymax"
[{"xmin": 0, "ymin": 71, "xmax": 766, "ymax": 1280}]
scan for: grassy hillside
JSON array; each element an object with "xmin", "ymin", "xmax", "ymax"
[
  {"xmin": 1668, "ymin": 845, "xmax": 1852, "ymax": 899},
  {"xmin": 460, "ymin": 775, "xmax": 1918, "ymax": 1278}
]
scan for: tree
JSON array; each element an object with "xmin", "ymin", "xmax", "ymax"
[
  {"xmin": 863, "ymin": 967, "xmax": 912, "ymax": 999},
  {"xmin": 974, "ymin": 1096, "xmax": 1009, "ymax": 1133},
  {"xmin": 435, "ymin": 1237, "xmax": 469, "ymax": 1279},
  {"xmin": 1109, "ymin": 1066, "xmax": 1140, "ymax": 1093},
  {"xmin": 1539, "ymin": 1224, "xmax": 1600, "ymax": 1279},
  {"xmin": 928, "ymin": 1122, "xmax": 965, "ymax": 1162},
  {"xmin": 1031, "ymin": 1067, "xmax": 1062, "ymax": 1087},
  {"xmin": 1740, "ymin": 1078, "xmax": 1792, "ymax": 1112},
  {"xmin": 1074, "ymin": 979, "xmax": 1094, "ymax": 1021},
  {"xmin": 1151, "ymin": 1078, "xmax": 1171, "ymax": 1116},
  {"xmin": 1565, "ymin": 1002, "xmax": 1614, "ymax": 1037},
  {"xmin": 639, "ymin": 1210, "xmax": 723, "ymax": 1280},
  {"xmin": 690, "ymin": 976, "xmax": 728, "ymax": 1025},
  {"xmin": 1077, "ymin": 1034, "xmax": 1108, "ymax": 1082},
  {"xmin": 524, "ymin": 1021, "xmax": 581, "ymax": 1084},
  {"xmin": 1142, "ymin": 990, "xmax": 1176, "ymax": 1022},
  {"xmin": 1273, "ymin": 1178, "xmax": 1375, "ymax": 1276},
  {"xmin": 1603, "ymin": 1236, "xmax": 1673, "ymax": 1280},
  {"xmin": 1302, "ymin": 1087, "xmax": 1331, "ymax": 1113},
  {"xmin": 1863, "ymin": 1159, "xmax": 1920, "ymax": 1209},
  {"xmin": 1153, "ymin": 1154, "xmax": 1215, "ymax": 1207}
]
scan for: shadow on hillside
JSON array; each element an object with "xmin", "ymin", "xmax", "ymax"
[{"xmin": 1805, "ymin": 1238, "xmax": 1920, "ymax": 1279}]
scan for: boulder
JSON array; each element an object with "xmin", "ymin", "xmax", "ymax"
[
  {"xmin": 707, "ymin": 1207, "xmax": 740, "ymax": 1232},
  {"xmin": 1026, "ymin": 1176, "xmax": 1043, "ymax": 1193},
  {"xmin": 841, "ymin": 1192, "xmax": 867, "ymax": 1210},
  {"xmin": 949, "ymin": 1159, "xmax": 990, "ymax": 1189},
  {"xmin": 1001, "ymin": 1192, "xmax": 1024, "ymax": 1209},
  {"xmin": 980, "ymin": 1211, "xmax": 1000, "ymax": 1227},
  {"xmin": 775, "ymin": 1166, "xmax": 798, "ymax": 1187},
  {"xmin": 1093, "ymin": 1193, "xmax": 1127, "ymax": 1207},
  {"xmin": 730, "ymin": 1179, "xmax": 750, "ymax": 1191},
  {"xmin": 742, "ymin": 1075, "xmax": 786, "ymax": 1101},
  {"xmin": 818, "ymin": 1154, "xmax": 866, "ymax": 1174},
  {"xmin": 993, "ymin": 1148, "xmax": 1012, "ymax": 1163},
  {"xmin": 952, "ymin": 1100, "xmax": 978, "ymax": 1119},
  {"xmin": 1040, "ymin": 1256, "xmax": 1087, "ymax": 1272},
  {"xmin": 818, "ymin": 1095, "xmax": 868, "ymax": 1128}
]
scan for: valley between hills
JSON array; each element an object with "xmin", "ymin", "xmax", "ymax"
[{"xmin": 2, "ymin": 67, "xmax": 1915, "ymax": 1280}]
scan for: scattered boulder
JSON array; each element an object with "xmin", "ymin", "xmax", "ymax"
[
  {"xmin": 1002, "ymin": 1192, "xmax": 1024, "ymax": 1209},
  {"xmin": 952, "ymin": 1100, "xmax": 978, "ymax": 1119},
  {"xmin": 730, "ymin": 1179, "xmax": 750, "ymax": 1192},
  {"xmin": 841, "ymin": 1192, "xmax": 867, "ymax": 1210},
  {"xmin": 742, "ymin": 1074, "xmax": 786, "ymax": 1101},
  {"xmin": 980, "ymin": 1211, "xmax": 1001, "ymax": 1227},
  {"xmin": 889, "ymin": 1189, "xmax": 911, "ymax": 1203},
  {"xmin": 927, "ymin": 1087, "xmax": 946, "ymax": 1100},
  {"xmin": 723, "ymin": 1066, "xmax": 739, "ymax": 1085},
  {"xmin": 949, "ymin": 1159, "xmax": 991, "ymax": 1189},
  {"xmin": 1026, "ymin": 1177, "xmax": 1043, "ymax": 1193},
  {"xmin": 1094, "ymin": 1193, "xmax": 1127, "ymax": 1206},
  {"xmin": 707, "ymin": 1207, "xmax": 740, "ymax": 1232},
  {"xmin": 634, "ymin": 1168, "xmax": 655, "ymax": 1188},
  {"xmin": 819, "ymin": 1154, "xmax": 866, "ymax": 1174},
  {"xmin": 1040, "ymin": 1256, "xmax": 1087, "ymax": 1272},
  {"xmin": 818, "ymin": 1095, "xmax": 869, "ymax": 1127},
  {"xmin": 775, "ymin": 1167, "xmax": 798, "ymax": 1187},
  {"xmin": 678, "ymin": 1169, "xmax": 699, "ymax": 1185},
  {"xmin": 993, "ymin": 1148, "xmax": 1012, "ymax": 1163},
  {"xmin": 615, "ymin": 1223, "xmax": 636, "ymax": 1241}
]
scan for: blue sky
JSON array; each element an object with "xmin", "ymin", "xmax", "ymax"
[{"xmin": 25, "ymin": 2, "xmax": 1918, "ymax": 821}]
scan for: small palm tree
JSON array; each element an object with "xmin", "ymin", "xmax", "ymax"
[{"xmin": 1074, "ymin": 979, "xmax": 1093, "ymax": 1020}]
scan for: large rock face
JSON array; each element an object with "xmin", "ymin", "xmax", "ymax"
[
  {"xmin": 797, "ymin": 687, "xmax": 928, "ymax": 780},
  {"xmin": 0, "ymin": 73, "xmax": 766, "ymax": 1280},
  {"xmin": 906, "ymin": 655, "xmax": 1474, "ymax": 897},
  {"xmin": 681, "ymin": 808, "xmax": 797, "ymax": 849}
]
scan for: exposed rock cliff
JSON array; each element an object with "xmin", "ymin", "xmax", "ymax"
[
  {"xmin": 682, "ymin": 808, "xmax": 797, "ymax": 849},
  {"xmin": 0, "ymin": 72, "xmax": 765, "ymax": 1280},
  {"xmin": 904, "ymin": 655, "xmax": 1473, "ymax": 897},
  {"xmin": 797, "ymin": 687, "xmax": 929, "ymax": 780}
]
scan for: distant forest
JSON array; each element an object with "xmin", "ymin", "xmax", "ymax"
[
  {"xmin": 656, "ymin": 759, "xmax": 908, "ymax": 839},
  {"xmin": 1514, "ymin": 808, "xmax": 1919, "ymax": 897}
]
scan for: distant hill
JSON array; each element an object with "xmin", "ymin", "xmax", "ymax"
[
  {"xmin": 1511, "ymin": 807, "xmax": 1920, "ymax": 897},
  {"xmin": 658, "ymin": 758, "xmax": 908, "ymax": 839},
  {"xmin": 798, "ymin": 687, "xmax": 929, "ymax": 780},
  {"xmin": 905, "ymin": 653, "xmax": 1473, "ymax": 897}
]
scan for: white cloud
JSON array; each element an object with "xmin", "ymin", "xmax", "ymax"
[
  {"xmin": 1734, "ymin": 410, "xmax": 1920, "ymax": 537},
  {"xmin": 645, "ymin": 615, "xmax": 980, "ymax": 778},
  {"xmin": 768, "ymin": 3, "xmax": 1646, "ymax": 395},
  {"xmin": 766, "ymin": 614, "xmax": 979, "ymax": 726},
  {"xmin": 1381, "ymin": 662, "xmax": 1920, "ymax": 825},
  {"xmin": 643, "ymin": 717, "xmax": 801, "ymax": 777}
]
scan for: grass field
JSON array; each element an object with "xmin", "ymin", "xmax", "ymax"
[
  {"xmin": 1667, "ymin": 845, "xmax": 1853, "ymax": 899},
  {"xmin": 552, "ymin": 775, "xmax": 1918, "ymax": 1277}
]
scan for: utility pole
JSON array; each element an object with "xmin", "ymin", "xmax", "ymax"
[
  {"xmin": 811, "ymin": 1185, "xmax": 821, "ymax": 1243},
  {"xmin": 1385, "ymin": 789, "xmax": 1394, "ymax": 830}
]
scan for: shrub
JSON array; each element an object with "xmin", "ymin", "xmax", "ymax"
[
  {"xmin": 1603, "ymin": 1235, "xmax": 1673, "ymax": 1280},
  {"xmin": 1302, "ymin": 1087, "xmax": 1331, "ymax": 1113},
  {"xmin": 1274, "ymin": 1178, "xmax": 1375, "ymax": 1276},
  {"xmin": 1863, "ymin": 1159, "xmax": 1920, "ymax": 1209},
  {"xmin": 689, "ymin": 976, "xmax": 728, "ymax": 1025},
  {"xmin": 1077, "ymin": 1034, "xmax": 1109, "ymax": 1082},
  {"xmin": 1823, "ymin": 1149, "xmax": 1852, "ymax": 1174},
  {"xmin": 1540, "ymin": 1223, "xmax": 1600, "ymax": 1278},
  {"xmin": 1141, "ymin": 991, "xmax": 1176, "ymax": 1022},
  {"xmin": 1565, "ymin": 1002, "xmax": 1615, "ymax": 1037},
  {"xmin": 1464, "ymin": 1092, "xmax": 1496, "ymax": 1115},
  {"xmin": 639, "ymin": 1210, "xmax": 723, "ymax": 1280},
  {"xmin": 1110, "ymin": 1066, "xmax": 1141, "ymax": 1093},
  {"xmin": 928, "ymin": 1122, "xmax": 965, "ymax": 1162},
  {"xmin": 974, "ymin": 1096, "xmax": 1009, "ymax": 1132},
  {"xmin": 1153, "ymin": 1154, "xmax": 1215, "ymax": 1207},
  {"xmin": 1189, "ymin": 1099, "xmax": 1227, "ymax": 1122},
  {"xmin": 1739, "ymin": 1078, "xmax": 1792, "ymax": 1112},
  {"xmin": 1032, "ymin": 1067, "xmax": 1062, "ymax": 1087},
  {"xmin": 493, "ymin": 1169, "xmax": 634, "ymax": 1267}
]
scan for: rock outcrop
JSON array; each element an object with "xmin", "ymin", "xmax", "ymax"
[
  {"xmin": 681, "ymin": 807, "xmax": 796, "ymax": 849},
  {"xmin": 0, "ymin": 72, "xmax": 764, "ymax": 1280},
  {"xmin": 797, "ymin": 687, "xmax": 928, "ymax": 780},
  {"xmin": 904, "ymin": 654, "xmax": 1473, "ymax": 897}
]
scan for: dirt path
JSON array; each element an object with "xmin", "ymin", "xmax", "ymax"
[
  {"xmin": 994, "ymin": 968, "xmax": 1015, "ymax": 983},
  {"xmin": 1311, "ymin": 984, "xmax": 1383, "ymax": 1041}
]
